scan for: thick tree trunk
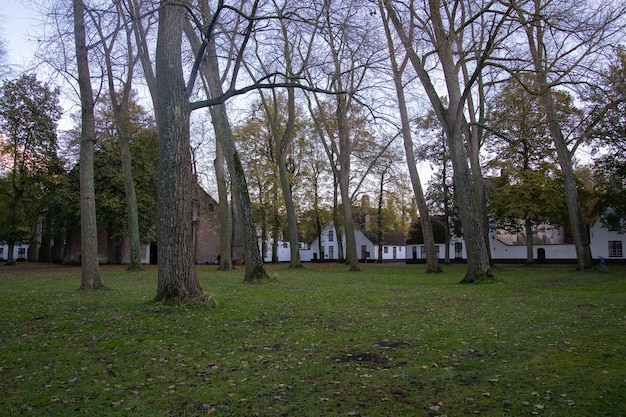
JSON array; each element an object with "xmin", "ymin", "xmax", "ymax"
[
  {"xmin": 154, "ymin": 1, "xmax": 202, "ymax": 302},
  {"xmin": 467, "ymin": 127, "xmax": 493, "ymax": 266},
  {"xmin": 6, "ymin": 241, "xmax": 15, "ymax": 264},
  {"xmin": 73, "ymin": 0, "xmax": 101, "ymax": 289},
  {"xmin": 448, "ymin": 131, "xmax": 492, "ymax": 283}
]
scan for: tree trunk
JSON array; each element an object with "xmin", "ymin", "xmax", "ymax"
[
  {"xmin": 96, "ymin": 0, "xmax": 142, "ymax": 271},
  {"xmin": 525, "ymin": 216, "xmax": 534, "ymax": 265},
  {"xmin": 381, "ymin": 6, "xmax": 441, "ymax": 272},
  {"xmin": 443, "ymin": 139, "xmax": 451, "ymax": 265},
  {"xmin": 213, "ymin": 136, "xmax": 233, "ymax": 270},
  {"xmin": 115, "ymin": 111, "xmax": 142, "ymax": 270},
  {"xmin": 182, "ymin": 20, "xmax": 233, "ymax": 271},
  {"xmin": 154, "ymin": 1, "xmax": 201, "ymax": 302},
  {"xmin": 73, "ymin": 0, "xmax": 101, "ymax": 289},
  {"xmin": 522, "ymin": 4, "xmax": 594, "ymax": 270},
  {"xmin": 384, "ymin": 0, "xmax": 491, "ymax": 282},
  {"xmin": 200, "ymin": 22, "xmax": 268, "ymax": 283},
  {"xmin": 272, "ymin": 201, "xmax": 279, "ymax": 263},
  {"xmin": 377, "ymin": 169, "xmax": 384, "ymax": 263},
  {"xmin": 448, "ymin": 130, "xmax": 492, "ymax": 283},
  {"xmin": 544, "ymin": 97, "xmax": 593, "ymax": 269},
  {"xmin": 6, "ymin": 241, "xmax": 15, "ymax": 264},
  {"xmin": 336, "ymin": 95, "xmax": 359, "ymax": 271},
  {"xmin": 276, "ymin": 87, "xmax": 302, "ymax": 269}
]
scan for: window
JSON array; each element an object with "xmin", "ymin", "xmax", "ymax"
[
  {"xmin": 383, "ymin": 247, "xmax": 388, "ymax": 254},
  {"xmin": 608, "ymin": 241, "xmax": 623, "ymax": 257},
  {"xmin": 282, "ymin": 242, "xmax": 288, "ymax": 248},
  {"xmin": 421, "ymin": 245, "xmax": 441, "ymax": 259},
  {"xmin": 328, "ymin": 230, "xmax": 334, "ymax": 242},
  {"xmin": 454, "ymin": 242, "xmax": 463, "ymax": 259},
  {"xmin": 18, "ymin": 247, "xmax": 26, "ymax": 258}
]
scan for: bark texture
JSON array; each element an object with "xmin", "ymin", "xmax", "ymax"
[
  {"xmin": 73, "ymin": 0, "xmax": 101, "ymax": 289},
  {"xmin": 154, "ymin": 1, "xmax": 202, "ymax": 301}
]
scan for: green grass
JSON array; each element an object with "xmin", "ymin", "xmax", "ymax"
[{"xmin": 0, "ymin": 262, "xmax": 624, "ymax": 416}]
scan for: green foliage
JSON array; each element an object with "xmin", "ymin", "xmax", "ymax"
[
  {"xmin": 90, "ymin": 127, "xmax": 158, "ymax": 244},
  {"xmin": 0, "ymin": 263, "xmax": 624, "ymax": 416},
  {"xmin": 0, "ymin": 75, "xmax": 63, "ymax": 253},
  {"xmin": 485, "ymin": 77, "xmax": 569, "ymax": 233}
]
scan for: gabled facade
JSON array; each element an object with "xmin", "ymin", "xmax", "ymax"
[
  {"xmin": 302, "ymin": 223, "xmax": 376, "ymax": 262},
  {"xmin": 297, "ymin": 223, "xmax": 407, "ymax": 263}
]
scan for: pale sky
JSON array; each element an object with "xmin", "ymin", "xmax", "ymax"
[{"xmin": 1, "ymin": 0, "xmax": 40, "ymax": 72}]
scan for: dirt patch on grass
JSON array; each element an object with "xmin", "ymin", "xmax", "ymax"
[
  {"xmin": 336, "ymin": 351, "xmax": 387, "ymax": 364},
  {"xmin": 374, "ymin": 340, "xmax": 410, "ymax": 350}
]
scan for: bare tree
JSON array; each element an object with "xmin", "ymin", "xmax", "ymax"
[
  {"xmin": 508, "ymin": 0, "xmax": 626, "ymax": 270},
  {"xmin": 183, "ymin": 13, "xmax": 234, "ymax": 270},
  {"xmin": 73, "ymin": 0, "xmax": 101, "ymax": 289},
  {"xmin": 241, "ymin": 0, "xmax": 319, "ymax": 268},
  {"xmin": 379, "ymin": 1, "xmax": 441, "ymax": 273},
  {"xmin": 382, "ymin": 0, "xmax": 513, "ymax": 282},
  {"xmin": 88, "ymin": 0, "xmax": 143, "ymax": 270},
  {"xmin": 187, "ymin": 1, "xmax": 269, "ymax": 282},
  {"xmin": 304, "ymin": 0, "xmax": 387, "ymax": 271},
  {"xmin": 153, "ymin": 0, "xmax": 201, "ymax": 301}
]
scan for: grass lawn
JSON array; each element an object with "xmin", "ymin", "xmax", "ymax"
[{"xmin": 0, "ymin": 262, "xmax": 624, "ymax": 417}]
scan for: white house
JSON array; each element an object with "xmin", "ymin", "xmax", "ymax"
[
  {"xmin": 298, "ymin": 223, "xmax": 406, "ymax": 262},
  {"xmin": 0, "ymin": 243, "xmax": 29, "ymax": 262},
  {"xmin": 300, "ymin": 223, "xmax": 375, "ymax": 262},
  {"xmin": 406, "ymin": 220, "xmax": 624, "ymax": 264},
  {"xmin": 590, "ymin": 221, "xmax": 624, "ymax": 260}
]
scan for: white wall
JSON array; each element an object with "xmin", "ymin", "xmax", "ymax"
[
  {"xmin": 590, "ymin": 221, "xmax": 625, "ymax": 260},
  {"xmin": 304, "ymin": 224, "xmax": 376, "ymax": 262},
  {"xmin": 0, "ymin": 244, "xmax": 28, "ymax": 261}
]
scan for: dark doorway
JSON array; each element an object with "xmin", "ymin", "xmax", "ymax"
[
  {"xmin": 537, "ymin": 248, "xmax": 546, "ymax": 263},
  {"xmin": 150, "ymin": 242, "xmax": 158, "ymax": 265}
]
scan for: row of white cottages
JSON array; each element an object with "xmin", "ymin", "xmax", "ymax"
[
  {"xmin": 264, "ymin": 221, "xmax": 625, "ymax": 264},
  {"xmin": 2, "ymin": 220, "xmax": 623, "ymax": 265}
]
